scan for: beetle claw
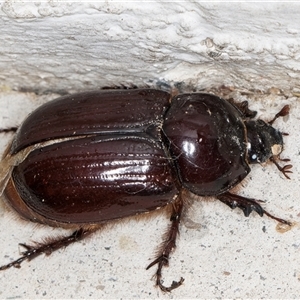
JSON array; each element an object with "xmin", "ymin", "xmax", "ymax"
[
  {"xmin": 147, "ymin": 255, "xmax": 184, "ymax": 292},
  {"xmin": 158, "ymin": 277, "xmax": 185, "ymax": 293}
]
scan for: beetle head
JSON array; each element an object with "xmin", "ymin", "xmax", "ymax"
[{"xmin": 245, "ymin": 119, "xmax": 283, "ymax": 164}]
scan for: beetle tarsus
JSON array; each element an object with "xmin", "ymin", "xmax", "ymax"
[
  {"xmin": 0, "ymin": 255, "xmax": 26, "ymax": 271},
  {"xmin": 146, "ymin": 200, "xmax": 184, "ymax": 292},
  {"xmin": 0, "ymin": 228, "xmax": 95, "ymax": 271},
  {"xmin": 147, "ymin": 254, "xmax": 184, "ymax": 292},
  {"xmin": 217, "ymin": 192, "xmax": 291, "ymax": 226}
]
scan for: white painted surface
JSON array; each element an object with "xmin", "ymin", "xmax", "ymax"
[
  {"xmin": 1, "ymin": 2, "xmax": 300, "ymax": 92},
  {"xmin": 0, "ymin": 2, "xmax": 300, "ymax": 299}
]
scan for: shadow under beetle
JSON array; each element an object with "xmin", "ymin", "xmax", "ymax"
[{"xmin": 0, "ymin": 89, "xmax": 292, "ymax": 292}]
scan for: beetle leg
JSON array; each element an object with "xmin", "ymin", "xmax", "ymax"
[
  {"xmin": 0, "ymin": 127, "xmax": 18, "ymax": 133},
  {"xmin": 146, "ymin": 200, "xmax": 185, "ymax": 292},
  {"xmin": 101, "ymin": 83, "xmax": 139, "ymax": 90},
  {"xmin": 228, "ymin": 99, "xmax": 257, "ymax": 118},
  {"xmin": 217, "ymin": 192, "xmax": 291, "ymax": 225},
  {"xmin": 0, "ymin": 228, "xmax": 95, "ymax": 271}
]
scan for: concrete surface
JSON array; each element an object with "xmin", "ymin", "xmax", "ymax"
[{"xmin": 0, "ymin": 89, "xmax": 299, "ymax": 299}]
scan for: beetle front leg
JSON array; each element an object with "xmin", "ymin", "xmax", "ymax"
[
  {"xmin": 228, "ymin": 99, "xmax": 257, "ymax": 118},
  {"xmin": 217, "ymin": 192, "xmax": 291, "ymax": 225},
  {"xmin": 0, "ymin": 228, "xmax": 96, "ymax": 271},
  {"xmin": 146, "ymin": 199, "xmax": 185, "ymax": 292}
]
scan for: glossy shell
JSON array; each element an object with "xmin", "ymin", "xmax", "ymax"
[
  {"xmin": 4, "ymin": 89, "xmax": 178, "ymax": 226},
  {"xmin": 10, "ymin": 89, "xmax": 170, "ymax": 154},
  {"xmin": 2, "ymin": 89, "xmax": 250, "ymax": 227},
  {"xmin": 163, "ymin": 93, "xmax": 250, "ymax": 195},
  {"xmin": 8, "ymin": 135, "xmax": 177, "ymax": 225}
]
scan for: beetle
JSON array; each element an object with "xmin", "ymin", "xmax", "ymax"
[{"xmin": 0, "ymin": 89, "xmax": 292, "ymax": 292}]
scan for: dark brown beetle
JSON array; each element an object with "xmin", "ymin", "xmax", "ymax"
[{"xmin": 0, "ymin": 89, "xmax": 292, "ymax": 292}]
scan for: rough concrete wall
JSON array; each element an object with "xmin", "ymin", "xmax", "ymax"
[
  {"xmin": 1, "ymin": 2, "xmax": 300, "ymax": 93},
  {"xmin": 0, "ymin": 2, "xmax": 300, "ymax": 299}
]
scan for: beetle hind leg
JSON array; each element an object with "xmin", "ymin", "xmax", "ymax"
[
  {"xmin": 217, "ymin": 192, "xmax": 291, "ymax": 225},
  {"xmin": 0, "ymin": 127, "xmax": 18, "ymax": 134},
  {"xmin": 0, "ymin": 228, "xmax": 96, "ymax": 271},
  {"xmin": 146, "ymin": 200, "xmax": 184, "ymax": 292}
]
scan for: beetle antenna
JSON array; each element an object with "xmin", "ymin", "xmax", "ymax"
[
  {"xmin": 268, "ymin": 105, "xmax": 290, "ymax": 125},
  {"xmin": 270, "ymin": 156, "xmax": 293, "ymax": 179}
]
